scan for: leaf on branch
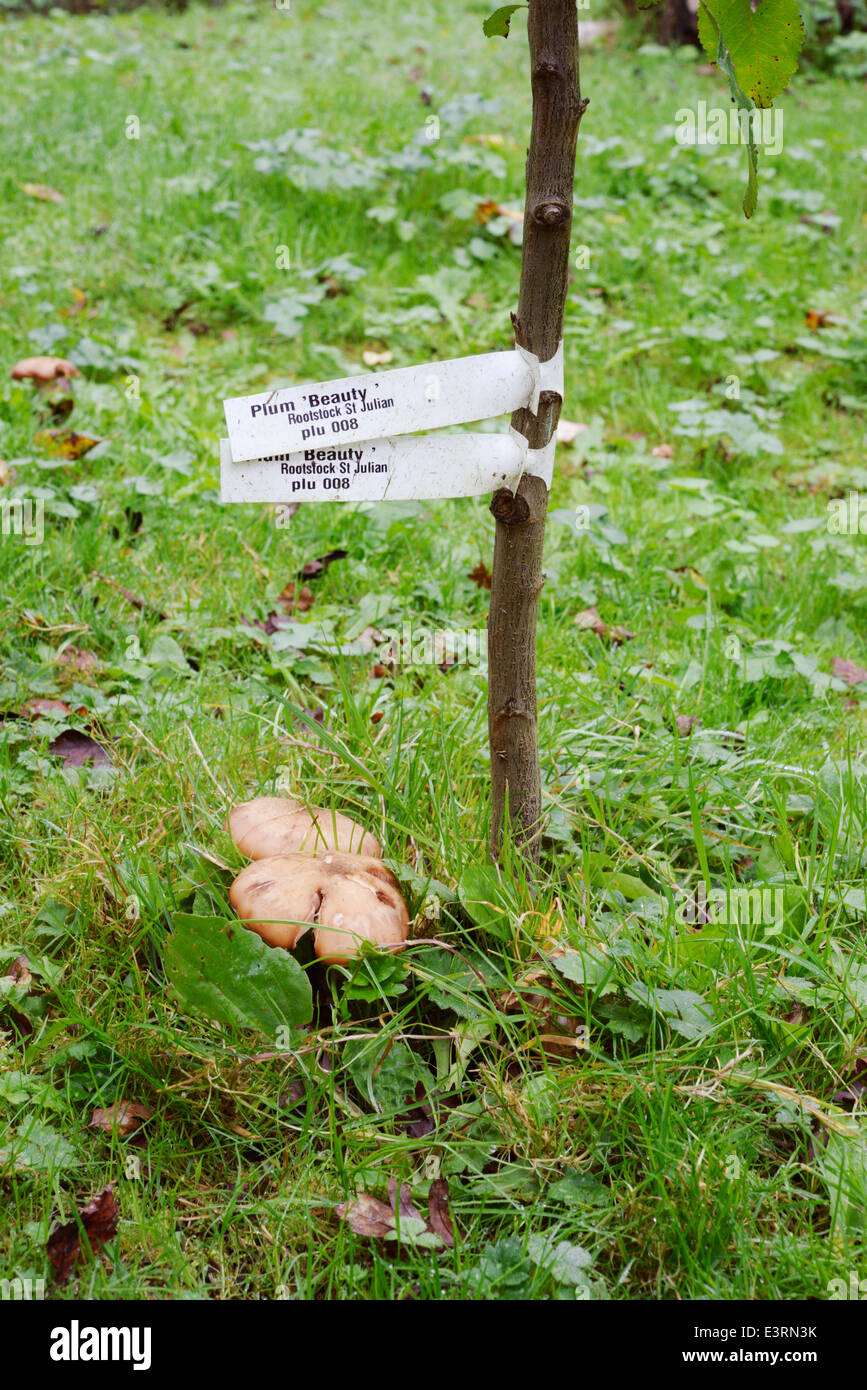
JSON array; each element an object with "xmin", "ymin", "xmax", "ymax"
[
  {"xmin": 483, "ymin": 4, "xmax": 527, "ymax": 39},
  {"xmin": 698, "ymin": 0, "xmax": 805, "ymax": 107}
]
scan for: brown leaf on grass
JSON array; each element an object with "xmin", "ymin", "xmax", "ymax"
[
  {"xmin": 46, "ymin": 1186, "xmax": 119, "ymax": 1282},
  {"xmin": 4, "ymin": 954, "xmax": 33, "ymax": 989},
  {"xmin": 784, "ymin": 1002, "xmax": 810, "ymax": 1027},
  {"xmin": 49, "ymin": 730, "xmax": 112, "ymax": 768},
  {"xmin": 388, "ymin": 1178, "xmax": 426, "ymax": 1225},
  {"xmin": 21, "ymin": 697, "xmax": 71, "ymax": 719},
  {"xmin": 299, "ymin": 548, "xmax": 348, "ymax": 580},
  {"xmin": 805, "ymin": 309, "xmax": 830, "ymax": 332},
  {"xmin": 468, "ymin": 561, "xmax": 492, "ymax": 590},
  {"xmin": 21, "ymin": 182, "xmax": 64, "ymax": 203},
  {"xmin": 277, "ymin": 580, "xmax": 315, "ymax": 615},
  {"xmin": 56, "ymin": 646, "xmax": 99, "ymax": 673},
  {"xmin": 89, "ymin": 1101, "xmax": 153, "ymax": 1137},
  {"xmin": 34, "ymin": 428, "xmax": 101, "ymax": 460},
  {"xmin": 831, "ymin": 656, "xmax": 867, "ymax": 686},
  {"xmin": 427, "ymin": 1179, "xmax": 455, "ymax": 1248},
  {"xmin": 335, "ymin": 1191, "xmax": 395, "ymax": 1239},
  {"xmin": 336, "ymin": 1180, "xmax": 451, "ymax": 1249},
  {"xmin": 575, "ymin": 605, "xmax": 634, "ymax": 645}
]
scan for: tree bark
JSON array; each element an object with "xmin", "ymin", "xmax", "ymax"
[{"xmin": 487, "ymin": 0, "xmax": 586, "ymax": 867}]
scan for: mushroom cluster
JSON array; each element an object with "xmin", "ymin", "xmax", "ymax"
[{"xmin": 227, "ymin": 797, "xmax": 409, "ymax": 965}]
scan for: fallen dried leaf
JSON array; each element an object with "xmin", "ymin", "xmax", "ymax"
[
  {"xmin": 21, "ymin": 697, "xmax": 71, "ymax": 719},
  {"xmin": 4, "ymin": 954, "xmax": 33, "ymax": 989},
  {"xmin": 21, "ymin": 182, "xmax": 64, "ymax": 203},
  {"xmin": 335, "ymin": 1191, "xmax": 395, "ymax": 1238},
  {"xmin": 831, "ymin": 656, "xmax": 867, "ymax": 686},
  {"xmin": 89, "ymin": 1101, "xmax": 153, "ymax": 1137},
  {"xmin": 427, "ymin": 1178, "xmax": 455, "ymax": 1248},
  {"xmin": 805, "ymin": 309, "xmax": 830, "ymax": 332},
  {"xmin": 575, "ymin": 605, "xmax": 634, "ymax": 645},
  {"xmin": 47, "ymin": 1186, "xmax": 119, "ymax": 1282},
  {"xmin": 389, "ymin": 1178, "xmax": 426, "ymax": 1225},
  {"xmin": 277, "ymin": 580, "xmax": 315, "ymax": 615},
  {"xmin": 468, "ymin": 561, "xmax": 492, "ymax": 590},
  {"xmin": 49, "ymin": 730, "xmax": 112, "ymax": 768},
  {"xmin": 34, "ymin": 429, "xmax": 101, "ymax": 460},
  {"xmin": 56, "ymin": 646, "xmax": 99, "ymax": 673},
  {"xmin": 299, "ymin": 549, "xmax": 348, "ymax": 580}
]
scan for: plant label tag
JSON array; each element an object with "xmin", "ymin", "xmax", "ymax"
[
  {"xmin": 223, "ymin": 350, "xmax": 535, "ymax": 462},
  {"xmin": 219, "ymin": 433, "xmax": 526, "ymax": 503}
]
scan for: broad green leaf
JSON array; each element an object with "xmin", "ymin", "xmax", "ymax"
[
  {"xmin": 527, "ymin": 1234, "xmax": 594, "ymax": 1284},
  {"xmin": 699, "ymin": 8, "xmax": 759, "ymax": 216},
  {"xmin": 698, "ymin": 0, "xmax": 804, "ymax": 106},
  {"xmin": 0, "ymin": 1118, "xmax": 78, "ymax": 1173},
  {"xmin": 483, "ymin": 5, "xmax": 526, "ymax": 38},
  {"xmin": 551, "ymin": 948, "xmax": 617, "ymax": 996},
  {"xmin": 549, "ymin": 1173, "xmax": 611, "ymax": 1207},
  {"xmin": 344, "ymin": 1039, "xmax": 433, "ymax": 1114},
  {"xmin": 165, "ymin": 913, "xmax": 312, "ymax": 1038},
  {"xmin": 458, "ymin": 864, "xmax": 513, "ymax": 941}
]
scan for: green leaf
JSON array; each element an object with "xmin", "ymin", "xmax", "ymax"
[
  {"xmin": 165, "ymin": 913, "xmax": 313, "ymax": 1038},
  {"xmin": 698, "ymin": 0, "xmax": 805, "ymax": 106},
  {"xmin": 483, "ymin": 5, "xmax": 527, "ymax": 38},
  {"xmin": 527, "ymin": 1234, "xmax": 594, "ymax": 1284},
  {"xmin": 0, "ymin": 1118, "xmax": 78, "ymax": 1173},
  {"xmin": 415, "ymin": 946, "xmax": 501, "ymax": 1019},
  {"xmin": 548, "ymin": 1173, "xmax": 612, "ymax": 1208},
  {"xmin": 458, "ymin": 864, "xmax": 513, "ymax": 941},
  {"xmin": 344, "ymin": 1039, "xmax": 433, "ymax": 1114}
]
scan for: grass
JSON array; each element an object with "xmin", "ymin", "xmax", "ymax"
[{"xmin": 0, "ymin": 0, "xmax": 866, "ymax": 1302}]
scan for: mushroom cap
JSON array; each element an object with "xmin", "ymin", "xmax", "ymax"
[
  {"xmin": 228, "ymin": 796, "xmax": 381, "ymax": 860},
  {"xmin": 229, "ymin": 851, "xmax": 409, "ymax": 963},
  {"xmin": 10, "ymin": 356, "xmax": 80, "ymax": 382}
]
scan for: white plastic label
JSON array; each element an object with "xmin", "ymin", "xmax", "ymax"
[
  {"xmin": 220, "ymin": 433, "xmax": 526, "ymax": 504},
  {"xmin": 223, "ymin": 350, "xmax": 536, "ymax": 463}
]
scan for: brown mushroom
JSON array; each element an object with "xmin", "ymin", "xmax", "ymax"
[
  {"xmin": 228, "ymin": 795, "xmax": 381, "ymax": 860},
  {"xmin": 11, "ymin": 356, "xmax": 81, "ymax": 393},
  {"xmin": 229, "ymin": 851, "xmax": 409, "ymax": 964}
]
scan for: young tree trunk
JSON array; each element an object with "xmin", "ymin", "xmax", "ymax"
[{"xmin": 488, "ymin": 0, "xmax": 586, "ymax": 868}]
